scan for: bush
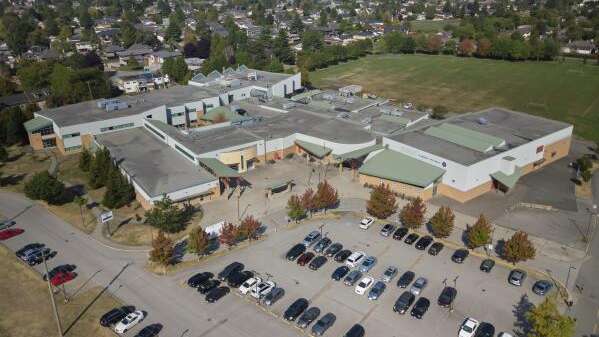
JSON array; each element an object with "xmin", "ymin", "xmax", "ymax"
[
  {"xmin": 145, "ymin": 195, "xmax": 192, "ymax": 233},
  {"xmin": 429, "ymin": 206, "xmax": 455, "ymax": 238},
  {"xmin": 503, "ymin": 231, "xmax": 536, "ymax": 264},
  {"xmin": 466, "ymin": 214, "xmax": 493, "ymax": 249},
  {"xmin": 399, "ymin": 197, "xmax": 426, "ymax": 229},
  {"xmin": 24, "ymin": 171, "xmax": 65, "ymax": 204},
  {"xmin": 366, "ymin": 183, "xmax": 398, "ymax": 219}
]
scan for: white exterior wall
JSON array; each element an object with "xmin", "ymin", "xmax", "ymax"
[
  {"xmin": 149, "ymin": 179, "xmax": 219, "ymax": 203},
  {"xmin": 295, "ymin": 133, "xmax": 376, "ymax": 155},
  {"xmin": 262, "ymin": 134, "xmax": 296, "ymax": 155},
  {"xmin": 270, "ymin": 73, "xmax": 301, "ymax": 97},
  {"xmin": 198, "ymin": 141, "xmax": 262, "ymax": 159}
]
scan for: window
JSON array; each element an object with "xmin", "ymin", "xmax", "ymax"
[
  {"xmin": 551, "ymin": 151, "xmax": 557, "ymax": 158},
  {"xmin": 536, "ymin": 145, "xmax": 544, "ymax": 153},
  {"xmin": 65, "ymin": 145, "xmax": 81, "ymax": 152},
  {"xmin": 63, "ymin": 132, "xmax": 80, "ymax": 139},
  {"xmin": 42, "ymin": 138, "xmax": 56, "ymax": 148},
  {"xmin": 175, "ymin": 144, "xmax": 195, "ymax": 161},
  {"xmin": 146, "ymin": 115, "xmax": 152, "ymax": 119},
  {"xmin": 37, "ymin": 126, "xmax": 54, "ymax": 136},
  {"xmin": 172, "ymin": 112, "xmax": 184, "ymax": 117},
  {"xmin": 100, "ymin": 123, "xmax": 134, "ymax": 132},
  {"xmin": 145, "ymin": 123, "xmax": 165, "ymax": 140}
]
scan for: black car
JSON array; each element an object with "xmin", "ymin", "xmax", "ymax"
[
  {"xmin": 474, "ymin": 322, "xmax": 495, "ymax": 337},
  {"xmin": 415, "ymin": 235, "xmax": 433, "ymax": 250},
  {"xmin": 480, "ymin": 259, "xmax": 495, "ymax": 273},
  {"xmin": 309, "ymin": 256, "xmax": 327, "ymax": 270},
  {"xmin": 217, "ymin": 262, "xmax": 244, "ymax": 281},
  {"xmin": 262, "ymin": 287, "xmax": 285, "ymax": 306},
  {"xmin": 532, "ymin": 280, "xmax": 553, "ymax": 296},
  {"xmin": 205, "ymin": 286, "xmax": 230, "ymax": 302},
  {"xmin": 99, "ymin": 306, "xmax": 134, "ymax": 327},
  {"xmin": 437, "ymin": 286, "xmax": 457, "ymax": 307},
  {"xmin": 331, "ymin": 266, "xmax": 350, "ymax": 281},
  {"xmin": 134, "ymin": 324, "xmax": 162, "ymax": 337},
  {"xmin": 284, "ymin": 298, "xmax": 309, "ymax": 321},
  {"xmin": 397, "ymin": 271, "xmax": 416, "ymax": 288},
  {"xmin": 16, "ymin": 243, "xmax": 44, "ymax": 258},
  {"xmin": 43, "ymin": 264, "xmax": 76, "ymax": 281},
  {"xmin": 451, "ymin": 249, "xmax": 469, "ymax": 263},
  {"xmin": 198, "ymin": 279, "xmax": 221, "ymax": 294},
  {"xmin": 393, "ymin": 227, "xmax": 409, "ymax": 240},
  {"xmin": 227, "ymin": 270, "xmax": 253, "ymax": 288},
  {"xmin": 187, "ymin": 272, "xmax": 214, "ymax": 288},
  {"xmin": 27, "ymin": 248, "xmax": 56, "ymax": 265},
  {"xmin": 343, "ymin": 324, "xmax": 365, "ymax": 337},
  {"xmin": 286, "ymin": 243, "xmax": 307, "ymax": 261},
  {"xmin": 393, "ymin": 291, "xmax": 416, "ymax": 314},
  {"xmin": 380, "ymin": 223, "xmax": 396, "ymax": 237},
  {"xmin": 404, "ymin": 233, "xmax": 419, "ymax": 245},
  {"xmin": 313, "ymin": 237, "xmax": 332, "ymax": 253},
  {"xmin": 428, "ymin": 242, "xmax": 444, "ymax": 256},
  {"xmin": 297, "ymin": 306, "xmax": 320, "ymax": 328},
  {"xmin": 324, "ymin": 243, "xmax": 343, "ymax": 257},
  {"xmin": 311, "ymin": 312, "xmax": 336, "ymax": 336},
  {"xmin": 334, "ymin": 249, "xmax": 352, "ymax": 262},
  {"xmin": 410, "ymin": 297, "xmax": 430, "ymax": 319}
]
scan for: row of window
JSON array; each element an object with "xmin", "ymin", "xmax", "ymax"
[
  {"xmin": 100, "ymin": 123, "xmax": 134, "ymax": 133},
  {"xmin": 37, "ymin": 126, "xmax": 55, "ymax": 136},
  {"xmin": 64, "ymin": 145, "xmax": 82, "ymax": 152},
  {"xmin": 175, "ymin": 144, "xmax": 195, "ymax": 161},
  {"xmin": 63, "ymin": 132, "xmax": 80, "ymax": 139},
  {"xmin": 145, "ymin": 123, "xmax": 165, "ymax": 140}
]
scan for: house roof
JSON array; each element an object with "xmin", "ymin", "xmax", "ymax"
[
  {"xmin": 424, "ymin": 123, "xmax": 505, "ymax": 153},
  {"xmin": 295, "ymin": 139, "xmax": 332, "ymax": 158},
  {"xmin": 490, "ymin": 166, "xmax": 523, "ymax": 189},
  {"xmin": 24, "ymin": 116, "xmax": 53, "ymax": 133},
  {"xmin": 335, "ymin": 144, "xmax": 383, "ymax": 161},
  {"xmin": 197, "ymin": 157, "xmax": 240, "ymax": 177}
]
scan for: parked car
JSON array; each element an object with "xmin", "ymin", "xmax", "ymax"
[
  {"xmin": 0, "ymin": 228, "xmax": 24, "ymax": 240},
  {"xmin": 297, "ymin": 252, "xmax": 315, "ymax": 266},
  {"xmin": 134, "ymin": 324, "xmax": 162, "ymax": 337},
  {"xmin": 262, "ymin": 287, "xmax": 285, "ymax": 306},
  {"xmin": 197, "ymin": 279, "xmax": 220, "ymax": 294},
  {"xmin": 205, "ymin": 286, "xmax": 230, "ymax": 303},
  {"xmin": 311, "ymin": 312, "xmax": 336, "ymax": 336},
  {"xmin": 415, "ymin": 235, "xmax": 433, "ymax": 250},
  {"xmin": 368, "ymin": 281, "xmax": 386, "ymax": 300},
  {"xmin": 355, "ymin": 276, "xmax": 374, "ymax": 295},
  {"xmin": 358, "ymin": 256, "xmax": 377, "ymax": 273},
  {"xmin": 217, "ymin": 262, "xmax": 244, "ymax": 281},
  {"xmin": 410, "ymin": 277, "xmax": 428, "ymax": 296},
  {"xmin": 332, "ymin": 266, "xmax": 350, "ymax": 281},
  {"xmin": 428, "ymin": 242, "xmax": 444, "ymax": 256},
  {"xmin": 381, "ymin": 266, "xmax": 398, "ymax": 282},
  {"xmin": 508, "ymin": 269, "xmax": 527, "ymax": 286},
  {"xmin": 0, "ymin": 220, "xmax": 16, "ymax": 231},
  {"xmin": 404, "ymin": 233, "xmax": 419, "ymax": 245},
  {"xmin": 303, "ymin": 231, "xmax": 321, "ymax": 247},
  {"xmin": 459, "ymin": 317, "xmax": 480, "ymax": 337},
  {"xmin": 187, "ymin": 272, "xmax": 214, "ymax": 288},
  {"xmin": 345, "ymin": 251, "xmax": 366, "ymax": 268},
  {"xmin": 250, "ymin": 280, "xmax": 276, "ymax": 299},
  {"xmin": 344, "ymin": 270, "xmax": 363, "ymax": 286},
  {"xmin": 380, "ymin": 224, "xmax": 395, "ymax": 237},
  {"xmin": 532, "ymin": 280, "xmax": 553, "ymax": 296},
  {"xmin": 227, "ymin": 270, "xmax": 253, "ymax": 288},
  {"xmin": 474, "ymin": 322, "xmax": 495, "ymax": 337},
  {"xmin": 43, "ymin": 264, "xmax": 76, "ymax": 281},
  {"xmin": 239, "ymin": 277, "xmax": 261, "ymax": 295},
  {"xmin": 498, "ymin": 332, "xmax": 514, "ymax": 337},
  {"xmin": 393, "ymin": 291, "xmax": 416, "ymax": 314},
  {"xmin": 393, "ymin": 227, "xmax": 409, "ymax": 240},
  {"xmin": 100, "ymin": 306, "xmax": 134, "ymax": 327},
  {"xmin": 437, "ymin": 286, "xmax": 457, "ymax": 307},
  {"xmin": 16, "ymin": 243, "xmax": 44, "ymax": 258},
  {"xmin": 359, "ymin": 217, "xmax": 374, "ymax": 229},
  {"xmin": 343, "ymin": 324, "xmax": 365, "ymax": 337},
  {"xmin": 480, "ymin": 259, "xmax": 495, "ymax": 273},
  {"xmin": 283, "ymin": 298, "xmax": 309, "ymax": 321},
  {"xmin": 297, "ymin": 306, "xmax": 320, "ymax": 328},
  {"xmin": 410, "ymin": 297, "xmax": 430, "ymax": 319},
  {"xmin": 50, "ymin": 271, "xmax": 76, "ymax": 286},
  {"xmin": 324, "ymin": 242, "xmax": 343, "ymax": 257},
  {"xmin": 25, "ymin": 247, "xmax": 56, "ymax": 265},
  {"xmin": 286, "ymin": 243, "xmax": 307, "ymax": 261},
  {"xmin": 452, "ymin": 249, "xmax": 469, "ymax": 263},
  {"xmin": 309, "ymin": 256, "xmax": 328, "ymax": 270},
  {"xmin": 397, "ymin": 271, "xmax": 415, "ymax": 288},
  {"xmin": 114, "ymin": 310, "xmax": 145, "ymax": 334},
  {"xmin": 334, "ymin": 249, "xmax": 352, "ymax": 262},
  {"xmin": 314, "ymin": 237, "xmax": 332, "ymax": 253}
]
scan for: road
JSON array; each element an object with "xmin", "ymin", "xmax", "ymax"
[{"xmin": 0, "ymin": 191, "xmax": 301, "ymax": 337}]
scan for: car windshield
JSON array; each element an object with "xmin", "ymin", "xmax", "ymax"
[
  {"xmin": 463, "ymin": 326, "xmax": 473, "ymax": 333},
  {"xmin": 385, "ymin": 269, "xmax": 393, "ymax": 275}
]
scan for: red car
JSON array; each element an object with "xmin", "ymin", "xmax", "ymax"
[
  {"xmin": 0, "ymin": 228, "xmax": 24, "ymax": 240},
  {"xmin": 50, "ymin": 271, "xmax": 76, "ymax": 286}
]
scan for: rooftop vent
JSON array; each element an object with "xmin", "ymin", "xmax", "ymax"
[
  {"xmin": 477, "ymin": 117, "xmax": 489, "ymax": 125},
  {"xmin": 97, "ymin": 99, "xmax": 129, "ymax": 112},
  {"xmin": 247, "ymin": 71, "xmax": 258, "ymax": 81}
]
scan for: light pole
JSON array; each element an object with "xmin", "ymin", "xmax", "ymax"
[
  {"xmin": 565, "ymin": 264, "xmax": 576, "ymax": 290},
  {"xmin": 318, "ymin": 223, "xmax": 326, "ymax": 237},
  {"xmin": 585, "ymin": 204, "xmax": 597, "ymax": 243},
  {"xmin": 43, "ymin": 250, "xmax": 63, "ymax": 337}
]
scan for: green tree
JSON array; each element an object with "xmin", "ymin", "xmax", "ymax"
[
  {"xmin": 73, "ymin": 195, "xmax": 87, "ymax": 229},
  {"xmin": 1, "ymin": 107, "xmax": 29, "ymax": 145},
  {"xmin": 88, "ymin": 147, "xmax": 111, "ymax": 188},
  {"xmin": 287, "ymin": 194, "xmax": 307, "ymax": 222},
  {"xmin": 429, "ymin": 206, "xmax": 455, "ymax": 238},
  {"xmin": 265, "ymin": 58, "xmax": 284, "ymax": 73},
  {"xmin": 431, "ymin": 105, "xmax": 448, "ymax": 119},
  {"xmin": 503, "ymin": 231, "xmax": 536, "ymax": 264},
  {"xmin": 102, "ymin": 164, "xmax": 135, "ymax": 209},
  {"xmin": 466, "ymin": 214, "xmax": 493, "ymax": 249},
  {"xmin": 149, "ymin": 230, "xmax": 174, "ymax": 269},
  {"xmin": 0, "ymin": 76, "xmax": 16, "ymax": 96},
  {"xmin": 525, "ymin": 296, "xmax": 575, "ymax": 337},
  {"xmin": 24, "ymin": 171, "xmax": 65, "ymax": 204},
  {"xmin": 166, "ymin": 15, "xmax": 182, "ymax": 44},
  {"xmin": 145, "ymin": 195, "xmax": 190, "ymax": 233},
  {"xmin": 290, "ymin": 13, "xmax": 304, "ymax": 34},
  {"xmin": 302, "ymin": 30, "xmax": 324, "ymax": 52},
  {"xmin": 0, "ymin": 146, "xmax": 7, "ymax": 162},
  {"xmin": 273, "ymin": 29, "xmax": 294, "ymax": 64},
  {"xmin": 399, "ymin": 197, "xmax": 427, "ymax": 229},
  {"xmin": 17, "ymin": 61, "xmax": 53, "ymax": 91},
  {"xmin": 119, "ymin": 21, "xmax": 138, "ymax": 48},
  {"xmin": 366, "ymin": 183, "xmax": 398, "ymax": 219},
  {"xmin": 162, "ymin": 56, "xmax": 189, "ymax": 84},
  {"xmin": 187, "ymin": 227, "xmax": 210, "ymax": 256},
  {"xmin": 79, "ymin": 148, "xmax": 92, "ymax": 172}
]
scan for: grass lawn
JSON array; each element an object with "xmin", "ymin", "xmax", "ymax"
[
  {"xmin": 0, "ymin": 245, "xmax": 120, "ymax": 337},
  {"xmin": 310, "ymin": 54, "xmax": 599, "ymax": 141}
]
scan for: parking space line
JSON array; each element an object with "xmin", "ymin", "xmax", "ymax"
[
  {"xmin": 407, "ymin": 253, "xmax": 425, "ymax": 270},
  {"xmin": 358, "ymin": 303, "xmax": 378, "ymax": 324},
  {"xmin": 309, "ymin": 280, "xmax": 334, "ymax": 303}
]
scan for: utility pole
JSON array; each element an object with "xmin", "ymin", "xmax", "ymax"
[
  {"xmin": 43, "ymin": 250, "xmax": 63, "ymax": 337},
  {"xmin": 565, "ymin": 264, "xmax": 576, "ymax": 290}
]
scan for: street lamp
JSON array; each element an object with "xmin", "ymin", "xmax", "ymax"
[
  {"xmin": 565, "ymin": 264, "xmax": 577, "ymax": 290},
  {"xmin": 585, "ymin": 204, "xmax": 597, "ymax": 243}
]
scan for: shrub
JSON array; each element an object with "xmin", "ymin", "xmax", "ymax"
[
  {"xmin": 366, "ymin": 183, "xmax": 398, "ymax": 219},
  {"xmin": 24, "ymin": 171, "xmax": 65, "ymax": 204},
  {"xmin": 466, "ymin": 214, "xmax": 493, "ymax": 249}
]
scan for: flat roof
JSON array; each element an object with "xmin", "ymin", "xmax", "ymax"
[
  {"xmin": 96, "ymin": 127, "xmax": 217, "ymax": 198},
  {"xmin": 388, "ymin": 108, "xmax": 572, "ymax": 166}
]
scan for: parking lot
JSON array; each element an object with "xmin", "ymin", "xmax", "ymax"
[{"xmin": 177, "ymin": 212, "xmax": 550, "ymax": 337}]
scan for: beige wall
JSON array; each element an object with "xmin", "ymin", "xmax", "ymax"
[
  {"xmin": 28, "ymin": 133, "xmax": 44, "ymax": 151},
  {"xmin": 81, "ymin": 134, "xmax": 94, "ymax": 149},
  {"xmin": 56, "ymin": 137, "xmax": 66, "ymax": 155},
  {"xmin": 218, "ymin": 146, "xmax": 257, "ymax": 172},
  {"xmin": 437, "ymin": 181, "xmax": 494, "ymax": 203},
  {"xmin": 137, "ymin": 186, "xmax": 222, "ymax": 210},
  {"xmin": 359, "ymin": 174, "xmax": 434, "ymax": 200}
]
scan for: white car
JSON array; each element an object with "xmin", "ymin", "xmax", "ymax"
[
  {"xmin": 250, "ymin": 280, "xmax": 276, "ymax": 299},
  {"xmin": 345, "ymin": 251, "xmax": 366, "ymax": 268},
  {"xmin": 114, "ymin": 310, "xmax": 145, "ymax": 334},
  {"xmin": 239, "ymin": 277, "xmax": 262, "ymax": 295},
  {"xmin": 359, "ymin": 217, "xmax": 374, "ymax": 229},
  {"xmin": 458, "ymin": 317, "xmax": 480, "ymax": 337},
  {"xmin": 355, "ymin": 276, "xmax": 374, "ymax": 295},
  {"xmin": 498, "ymin": 333, "xmax": 514, "ymax": 337}
]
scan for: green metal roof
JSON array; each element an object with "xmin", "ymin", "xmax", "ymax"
[
  {"xmin": 24, "ymin": 116, "xmax": 52, "ymax": 133},
  {"xmin": 265, "ymin": 180, "xmax": 293, "ymax": 190},
  {"xmin": 290, "ymin": 90, "xmax": 322, "ymax": 102},
  {"xmin": 198, "ymin": 157, "xmax": 240, "ymax": 177},
  {"xmin": 335, "ymin": 144, "xmax": 384, "ymax": 161},
  {"xmin": 424, "ymin": 123, "xmax": 504, "ymax": 153},
  {"xmin": 359, "ymin": 149, "xmax": 445, "ymax": 188},
  {"xmin": 295, "ymin": 140, "xmax": 332, "ymax": 158},
  {"xmin": 490, "ymin": 167, "xmax": 523, "ymax": 189}
]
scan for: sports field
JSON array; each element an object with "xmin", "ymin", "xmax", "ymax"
[{"xmin": 310, "ymin": 54, "xmax": 599, "ymax": 140}]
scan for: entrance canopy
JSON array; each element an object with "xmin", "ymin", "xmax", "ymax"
[
  {"xmin": 490, "ymin": 167, "xmax": 523, "ymax": 189},
  {"xmin": 335, "ymin": 144, "xmax": 384, "ymax": 162},
  {"xmin": 295, "ymin": 140, "xmax": 332, "ymax": 158},
  {"xmin": 198, "ymin": 157, "xmax": 240, "ymax": 178}
]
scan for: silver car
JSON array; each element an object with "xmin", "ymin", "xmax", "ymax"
[
  {"xmin": 0, "ymin": 220, "xmax": 16, "ymax": 231},
  {"xmin": 410, "ymin": 277, "xmax": 428, "ymax": 296},
  {"xmin": 381, "ymin": 266, "xmax": 398, "ymax": 282},
  {"xmin": 358, "ymin": 256, "xmax": 377, "ymax": 273},
  {"xmin": 302, "ymin": 231, "xmax": 321, "ymax": 247},
  {"xmin": 344, "ymin": 270, "xmax": 363, "ymax": 286}
]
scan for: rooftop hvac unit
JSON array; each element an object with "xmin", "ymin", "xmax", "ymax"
[
  {"xmin": 282, "ymin": 102, "xmax": 296, "ymax": 109},
  {"xmin": 477, "ymin": 117, "xmax": 489, "ymax": 125},
  {"xmin": 247, "ymin": 71, "xmax": 258, "ymax": 80},
  {"xmin": 105, "ymin": 101, "xmax": 129, "ymax": 112},
  {"xmin": 336, "ymin": 112, "xmax": 350, "ymax": 119},
  {"xmin": 97, "ymin": 98, "xmax": 121, "ymax": 109}
]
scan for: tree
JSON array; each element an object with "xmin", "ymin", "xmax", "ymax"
[
  {"xmin": 314, "ymin": 180, "xmax": 339, "ymax": 213},
  {"xmin": 503, "ymin": 231, "xmax": 536, "ymax": 264},
  {"xmin": 302, "ymin": 30, "xmax": 324, "ymax": 52},
  {"xmin": 24, "ymin": 171, "xmax": 65, "ymax": 204},
  {"xmin": 287, "ymin": 194, "xmax": 306, "ymax": 222},
  {"xmin": 366, "ymin": 183, "xmax": 398, "ymax": 219},
  {"xmin": 239, "ymin": 215, "xmax": 261, "ymax": 241},
  {"xmin": 166, "ymin": 16, "xmax": 182, "ymax": 44},
  {"xmin": 477, "ymin": 38, "xmax": 492, "ymax": 57},
  {"xmin": 0, "ymin": 146, "xmax": 7, "ymax": 162},
  {"xmin": 458, "ymin": 39, "xmax": 476, "ymax": 56},
  {"xmin": 119, "ymin": 21, "xmax": 138, "ymax": 48},
  {"xmin": 431, "ymin": 105, "xmax": 448, "ymax": 119},
  {"xmin": 79, "ymin": 148, "xmax": 92, "ymax": 172},
  {"xmin": 17, "ymin": 61, "xmax": 53, "ymax": 91},
  {"xmin": 273, "ymin": 29, "xmax": 294, "ymax": 64},
  {"xmin": 290, "ymin": 13, "xmax": 304, "ymax": 34},
  {"xmin": 162, "ymin": 56, "xmax": 189, "ymax": 84},
  {"xmin": 187, "ymin": 227, "xmax": 210, "ymax": 256},
  {"xmin": 102, "ymin": 164, "xmax": 135, "ymax": 209},
  {"xmin": 145, "ymin": 195, "xmax": 190, "ymax": 233},
  {"xmin": 219, "ymin": 222, "xmax": 238, "ymax": 247},
  {"xmin": 265, "ymin": 58, "xmax": 284, "ymax": 73},
  {"xmin": 301, "ymin": 188, "xmax": 316, "ymax": 215},
  {"xmin": 399, "ymin": 197, "xmax": 427, "ymax": 229},
  {"xmin": 426, "ymin": 35, "xmax": 443, "ymax": 54},
  {"xmin": 149, "ymin": 230, "xmax": 174, "ymax": 268},
  {"xmin": 88, "ymin": 147, "xmax": 111, "ymax": 188},
  {"xmin": 429, "ymin": 206, "xmax": 455, "ymax": 238},
  {"xmin": 0, "ymin": 107, "xmax": 29, "ymax": 145},
  {"xmin": 466, "ymin": 214, "xmax": 493, "ymax": 249},
  {"xmin": 525, "ymin": 296, "xmax": 575, "ymax": 337},
  {"xmin": 73, "ymin": 195, "xmax": 86, "ymax": 229}
]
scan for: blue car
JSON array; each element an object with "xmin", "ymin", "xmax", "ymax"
[
  {"xmin": 368, "ymin": 281, "xmax": 386, "ymax": 300},
  {"xmin": 358, "ymin": 256, "xmax": 377, "ymax": 273}
]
